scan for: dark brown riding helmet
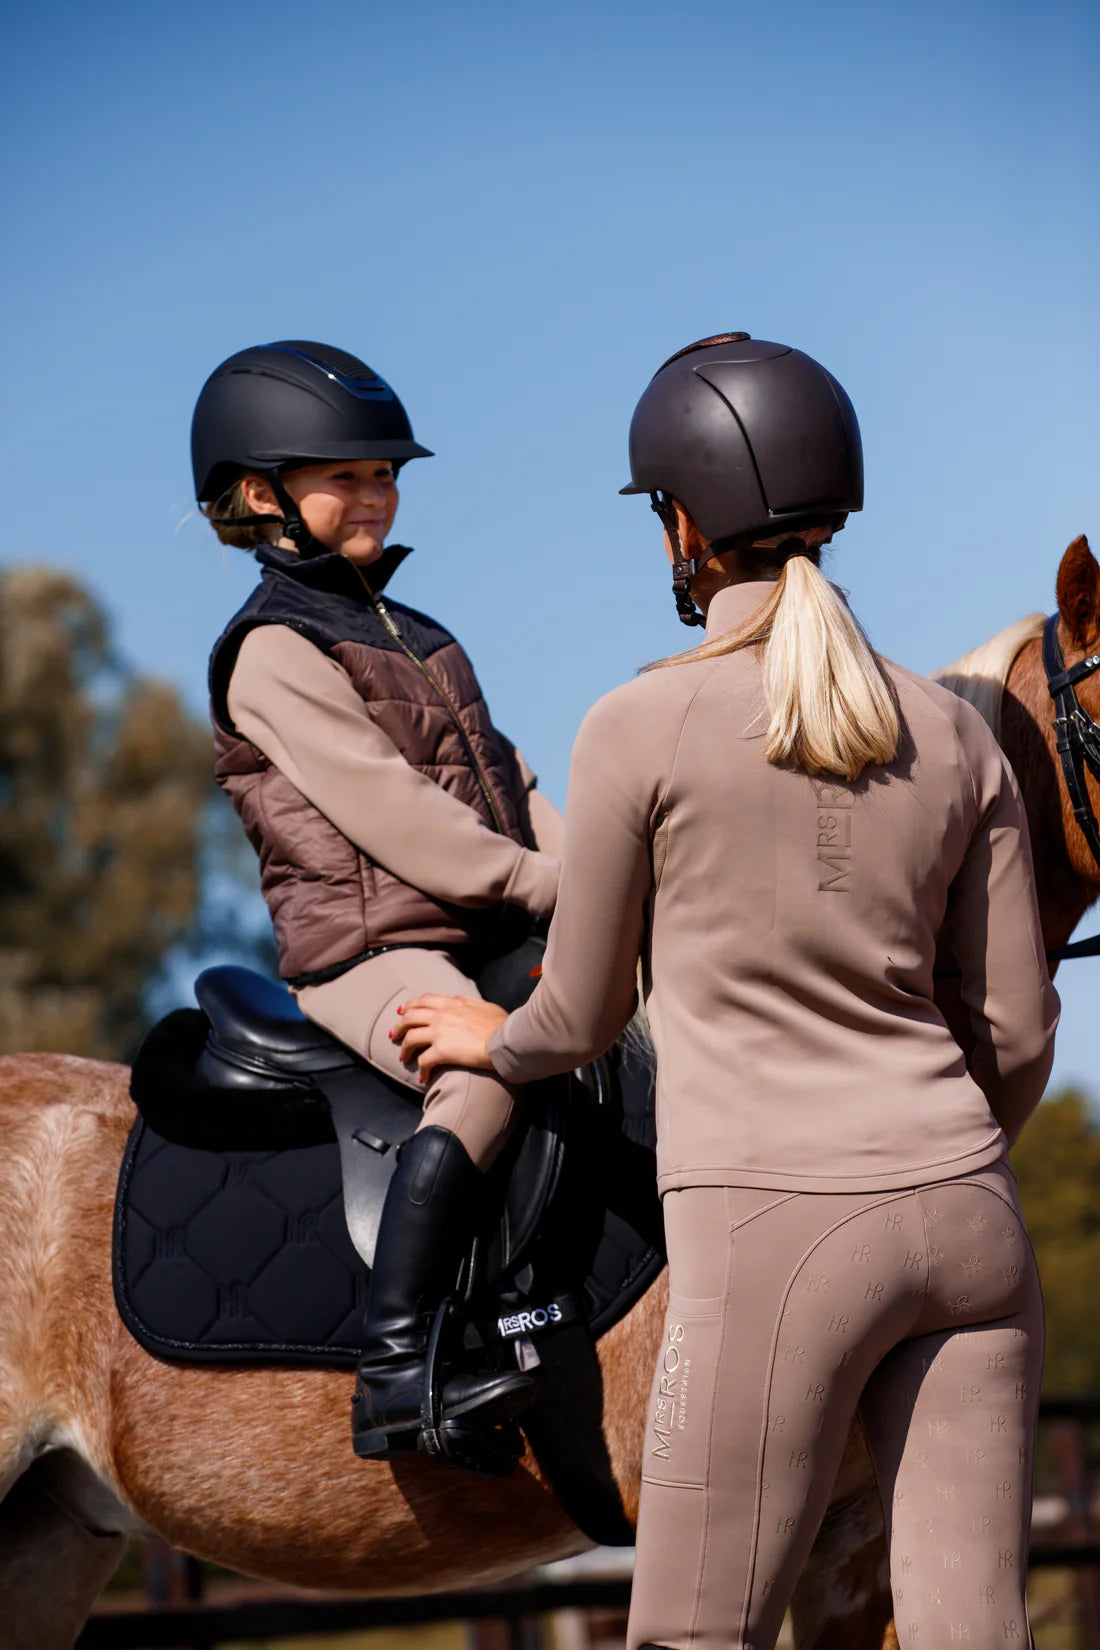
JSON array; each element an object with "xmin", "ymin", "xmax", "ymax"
[{"xmin": 620, "ymin": 333, "xmax": 863, "ymax": 624}]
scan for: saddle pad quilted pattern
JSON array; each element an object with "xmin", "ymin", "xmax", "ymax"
[{"xmin": 113, "ymin": 1120, "xmax": 367, "ymax": 1366}]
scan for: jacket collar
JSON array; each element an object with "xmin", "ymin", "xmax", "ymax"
[
  {"xmin": 254, "ymin": 541, "xmax": 414, "ymax": 599},
  {"xmin": 703, "ymin": 579, "xmax": 779, "ymax": 642}
]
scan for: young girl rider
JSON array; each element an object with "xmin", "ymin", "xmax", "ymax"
[
  {"xmin": 394, "ymin": 334, "xmax": 1058, "ymax": 1649},
  {"xmin": 193, "ymin": 340, "xmax": 556, "ymax": 1464}
]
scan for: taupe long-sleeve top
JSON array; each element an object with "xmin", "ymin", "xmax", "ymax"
[
  {"xmin": 490, "ymin": 580, "xmax": 1059, "ymax": 1195},
  {"xmin": 226, "ymin": 624, "xmax": 561, "ymax": 917}
]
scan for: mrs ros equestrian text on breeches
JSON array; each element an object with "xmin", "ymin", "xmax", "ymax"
[
  {"xmin": 295, "ymin": 946, "xmax": 517, "ymax": 1169},
  {"xmin": 627, "ymin": 1158, "xmax": 1043, "ymax": 1650}
]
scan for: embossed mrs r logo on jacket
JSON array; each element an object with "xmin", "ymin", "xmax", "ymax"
[{"xmin": 812, "ymin": 779, "xmax": 854, "ymax": 893}]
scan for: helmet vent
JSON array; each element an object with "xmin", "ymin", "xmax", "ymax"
[
  {"xmin": 266, "ymin": 341, "xmax": 393, "ymax": 400},
  {"xmin": 274, "ymin": 340, "xmax": 378, "ymax": 381},
  {"xmin": 655, "ymin": 332, "xmax": 751, "ymax": 375}
]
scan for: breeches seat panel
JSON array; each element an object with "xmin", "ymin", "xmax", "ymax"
[{"xmin": 627, "ymin": 1162, "xmax": 1043, "ymax": 1650}]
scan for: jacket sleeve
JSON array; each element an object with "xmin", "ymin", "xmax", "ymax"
[
  {"xmin": 489, "ymin": 689, "xmax": 655, "ymax": 1081},
  {"xmin": 941, "ymin": 726, "xmax": 1060, "ymax": 1144},
  {"xmin": 226, "ymin": 625, "xmax": 559, "ymax": 917}
]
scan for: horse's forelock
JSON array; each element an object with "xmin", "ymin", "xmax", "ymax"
[{"xmin": 932, "ymin": 613, "xmax": 1047, "ymax": 741}]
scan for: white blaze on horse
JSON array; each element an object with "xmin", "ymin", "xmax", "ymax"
[{"xmin": 1, "ymin": 536, "xmax": 1098, "ymax": 1650}]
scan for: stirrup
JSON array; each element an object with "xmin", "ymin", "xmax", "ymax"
[
  {"xmin": 417, "ymin": 1298, "xmax": 524, "ymax": 1479},
  {"xmin": 418, "ymin": 1415, "xmax": 524, "ymax": 1478}
]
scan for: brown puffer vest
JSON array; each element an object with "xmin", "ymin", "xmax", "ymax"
[{"xmin": 209, "ymin": 543, "xmax": 531, "ymax": 986}]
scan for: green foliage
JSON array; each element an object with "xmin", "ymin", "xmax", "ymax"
[
  {"xmin": 1012, "ymin": 1087, "xmax": 1100, "ymax": 1393},
  {"xmin": 0, "ymin": 566, "xmax": 217, "ymax": 1059}
]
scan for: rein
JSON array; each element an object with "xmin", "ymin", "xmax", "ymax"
[
  {"xmin": 1043, "ymin": 612, "xmax": 1100, "ymax": 878},
  {"xmin": 935, "ymin": 931, "xmax": 1100, "ymax": 980}
]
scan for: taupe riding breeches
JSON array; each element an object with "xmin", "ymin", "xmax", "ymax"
[
  {"xmin": 295, "ymin": 948, "xmax": 517, "ymax": 1171},
  {"xmin": 628, "ymin": 1158, "xmax": 1043, "ymax": 1650}
]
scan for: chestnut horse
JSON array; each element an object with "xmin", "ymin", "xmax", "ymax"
[{"xmin": 1, "ymin": 537, "xmax": 1098, "ymax": 1650}]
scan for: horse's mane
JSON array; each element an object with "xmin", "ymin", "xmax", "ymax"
[{"xmin": 932, "ymin": 612, "xmax": 1046, "ymax": 740}]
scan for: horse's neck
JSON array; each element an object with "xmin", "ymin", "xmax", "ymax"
[{"xmin": 1003, "ymin": 639, "xmax": 1100, "ymax": 949}]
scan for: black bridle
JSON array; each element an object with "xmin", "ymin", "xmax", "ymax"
[{"xmin": 1043, "ymin": 611, "xmax": 1100, "ymax": 877}]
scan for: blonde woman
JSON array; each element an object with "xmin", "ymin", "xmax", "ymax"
[{"xmin": 393, "ymin": 334, "xmax": 1057, "ymax": 1650}]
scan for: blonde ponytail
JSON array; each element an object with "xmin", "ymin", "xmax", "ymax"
[{"xmin": 645, "ymin": 555, "xmax": 899, "ymax": 781}]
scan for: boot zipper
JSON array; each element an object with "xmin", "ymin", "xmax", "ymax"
[{"xmin": 350, "ymin": 564, "xmax": 508, "ymax": 836}]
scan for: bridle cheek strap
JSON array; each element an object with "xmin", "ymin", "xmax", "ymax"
[
  {"xmin": 650, "ymin": 492, "xmax": 705, "ymax": 628},
  {"xmin": 1043, "ymin": 612, "xmax": 1100, "ymax": 874}
]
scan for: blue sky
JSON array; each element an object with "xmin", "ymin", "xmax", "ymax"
[{"xmin": 3, "ymin": 0, "xmax": 1099, "ymax": 1086}]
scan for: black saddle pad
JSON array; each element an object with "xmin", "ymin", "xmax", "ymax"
[
  {"xmin": 114, "ymin": 1127, "xmax": 368, "ymax": 1364},
  {"xmin": 113, "ymin": 1042, "xmax": 662, "ymax": 1369}
]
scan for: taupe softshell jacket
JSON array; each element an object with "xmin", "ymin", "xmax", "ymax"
[{"xmin": 490, "ymin": 581, "xmax": 1060, "ymax": 1195}]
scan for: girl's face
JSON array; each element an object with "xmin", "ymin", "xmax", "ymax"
[{"xmin": 244, "ymin": 460, "xmax": 399, "ymax": 563}]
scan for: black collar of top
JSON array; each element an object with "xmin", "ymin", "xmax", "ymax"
[
  {"xmin": 254, "ymin": 540, "xmax": 414, "ymax": 600},
  {"xmin": 1043, "ymin": 610, "xmax": 1100, "ymax": 875}
]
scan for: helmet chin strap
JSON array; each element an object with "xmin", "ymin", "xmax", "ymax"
[
  {"xmin": 650, "ymin": 492, "xmax": 705, "ymax": 628},
  {"xmin": 269, "ymin": 477, "xmax": 329, "ymax": 559}
]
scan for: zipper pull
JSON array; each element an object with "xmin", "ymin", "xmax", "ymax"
[{"xmin": 371, "ymin": 598, "xmax": 403, "ymax": 645}]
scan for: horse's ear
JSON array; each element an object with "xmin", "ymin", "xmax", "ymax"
[{"xmin": 1056, "ymin": 535, "xmax": 1100, "ymax": 651}]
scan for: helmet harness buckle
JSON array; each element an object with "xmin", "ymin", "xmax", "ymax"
[
  {"xmin": 270, "ymin": 476, "xmax": 323, "ymax": 558},
  {"xmin": 650, "ymin": 492, "xmax": 705, "ymax": 628}
]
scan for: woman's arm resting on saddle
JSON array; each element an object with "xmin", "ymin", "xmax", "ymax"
[
  {"xmin": 942, "ymin": 741, "xmax": 1060, "ymax": 1145},
  {"xmin": 227, "ymin": 625, "xmax": 558, "ymax": 917}
]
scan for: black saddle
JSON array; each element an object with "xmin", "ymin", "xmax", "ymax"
[{"xmin": 114, "ymin": 945, "xmax": 663, "ymax": 1542}]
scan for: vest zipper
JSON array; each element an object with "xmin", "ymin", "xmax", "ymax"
[{"xmin": 351, "ymin": 565, "xmax": 508, "ymax": 836}]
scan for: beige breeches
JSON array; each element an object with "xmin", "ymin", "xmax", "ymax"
[
  {"xmin": 294, "ymin": 948, "xmax": 517, "ymax": 1171},
  {"xmin": 628, "ymin": 1157, "xmax": 1043, "ymax": 1650}
]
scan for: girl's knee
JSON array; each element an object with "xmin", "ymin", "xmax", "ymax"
[{"xmin": 419, "ymin": 1069, "xmax": 516, "ymax": 1171}]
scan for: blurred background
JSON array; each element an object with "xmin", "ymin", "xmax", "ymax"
[{"xmin": 2, "ymin": 1, "xmax": 1099, "ymax": 1640}]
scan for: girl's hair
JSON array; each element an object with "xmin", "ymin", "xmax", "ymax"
[
  {"xmin": 646, "ymin": 547, "xmax": 900, "ymax": 781},
  {"xmin": 201, "ymin": 477, "xmax": 278, "ymax": 550}
]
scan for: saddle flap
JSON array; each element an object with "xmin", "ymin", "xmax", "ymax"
[
  {"xmin": 495, "ymin": 1080, "xmax": 568, "ymax": 1271},
  {"xmin": 324, "ymin": 1069, "xmax": 421, "ymax": 1268}
]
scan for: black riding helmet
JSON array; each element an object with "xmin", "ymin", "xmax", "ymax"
[
  {"xmin": 620, "ymin": 333, "xmax": 863, "ymax": 625},
  {"xmin": 191, "ymin": 341, "xmax": 433, "ymax": 556}
]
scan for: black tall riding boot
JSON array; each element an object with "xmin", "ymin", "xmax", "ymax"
[{"xmin": 350, "ymin": 1125, "xmax": 535, "ymax": 1461}]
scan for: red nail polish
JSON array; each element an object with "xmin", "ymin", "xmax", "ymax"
[
  {"xmin": 387, "ymin": 1029, "xmax": 393, "ymax": 1040},
  {"xmin": 397, "ymin": 1003, "xmax": 405, "ymax": 1014}
]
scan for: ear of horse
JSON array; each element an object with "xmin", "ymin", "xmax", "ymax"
[{"xmin": 1055, "ymin": 535, "xmax": 1100, "ymax": 651}]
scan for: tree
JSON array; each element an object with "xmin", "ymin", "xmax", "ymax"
[
  {"xmin": 0, "ymin": 566, "xmax": 225, "ymax": 1059},
  {"xmin": 1012, "ymin": 1087, "xmax": 1100, "ymax": 1393}
]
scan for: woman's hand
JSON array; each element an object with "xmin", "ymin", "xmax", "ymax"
[{"xmin": 390, "ymin": 994, "xmax": 509, "ymax": 1083}]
